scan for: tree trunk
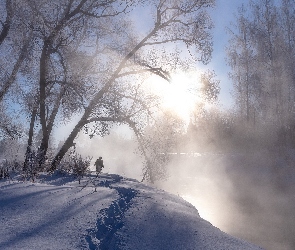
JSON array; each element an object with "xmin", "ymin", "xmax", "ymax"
[
  {"xmin": 0, "ymin": 0, "xmax": 12, "ymax": 46},
  {"xmin": 37, "ymin": 18, "xmax": 66, "ymax": 161},
  {"xmin": 23, "ymin": 108, "xmax": 37, "ymax": 171},
  {"xmin": 38, "ymin": 88, "xmax": 64, "ymax": 166},
  {"xmin": 50, "ymin": 114, "xmax": 89, "ymax": 171},
  {"xmin": 0, "ymin": 37, "xmax": 31, "ymax": 101},
  {"xmin": 0, "ymin": 21, "xmax": 10, "ymax": 46}
]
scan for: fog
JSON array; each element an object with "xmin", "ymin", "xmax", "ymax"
[
  {"xmin": 73, "ymin": 128, "xmax": 295, "ymax": 250},
  {"xmin": 155, "ymin": 153, "xmax": 295, "ymax": 250},
  {"xmin": 72, "ymin": 126, "xmax": 143, "ymax": 179}
]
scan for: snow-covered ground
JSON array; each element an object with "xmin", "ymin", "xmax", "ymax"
[{"xmin": 0, "ymin": 173, "xmax": 264, "ymax": 250}]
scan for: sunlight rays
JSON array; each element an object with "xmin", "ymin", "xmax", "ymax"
[{"xmin": 146, "ymin": 71, "xmax": 202, "ymax": 124}]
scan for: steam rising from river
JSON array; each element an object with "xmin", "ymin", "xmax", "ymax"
[
  {"xmin": 73, "ymin": 128, "xmax": 295, "ymax": 250},
  {"xmin": 155, "ymin": 152, "xmax": 295, "ymax": 250}
]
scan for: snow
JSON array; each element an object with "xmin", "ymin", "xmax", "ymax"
[{"xmin": 0, "ymin": 173, "xmax": 264, "ymax": 250}]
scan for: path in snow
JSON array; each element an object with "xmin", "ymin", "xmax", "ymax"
[
  {"xmin": 85, "ymin": 174, "xmax": 138, "ymax": 249},
  {"xmin": 82, "ymin": 174, "xmax": 264, "ymax": 250}
]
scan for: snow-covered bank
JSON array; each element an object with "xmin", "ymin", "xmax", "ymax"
[{"xmin": 0, "ymin": 174, "xmax": 263, "ymax": 249}]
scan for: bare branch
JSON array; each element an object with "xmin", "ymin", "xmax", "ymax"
[
  {"xmin": 0, "ymin": 35, "xmax": 31, "ymax": 101},
  {"xmin": 142, "ymin": 38, "xmax": 187, "ymax": 46},
  {"xmin": 80, "ymin": 3, "xmax": 129, "ymax": 19},
  {"xmin": 87, "ymin": 116, "xmax": 121, "ymax": 124},
  {"xmin": 0, "ymin": 0, "xmax": 13, "ymax": 45}
]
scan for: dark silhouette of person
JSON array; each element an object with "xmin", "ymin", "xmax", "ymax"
[{"xmin": 95, "ymin": 157, "xmax": 104, "ymax": 176}]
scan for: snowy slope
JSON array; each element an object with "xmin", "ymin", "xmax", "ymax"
[{"xmin": 0, "ymin": 174, "xmax": 264, "ymax": 250}]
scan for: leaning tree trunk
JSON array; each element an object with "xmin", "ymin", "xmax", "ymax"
[
  {"xmin": 37, "ymin": 17, "xmax": 68, "ymax": 165},
  {"xmin": 50, "ymin": 22, "xmax": 160, "ymax": 171},
  {"xmin": 50, "ymin": 114, "xmax": 89, "ymax": 172},
  {"xmin": 38, "ymin": 39, "xmax": 50, "ymax": 159}
]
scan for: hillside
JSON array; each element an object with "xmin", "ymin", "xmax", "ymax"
[{"xmin": 0, "ymin": 173, "xmax": 264, "ymax": 250}]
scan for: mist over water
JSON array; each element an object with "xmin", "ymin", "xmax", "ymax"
[
  {"xmin": 155, "ymin": 154, "xmax": 234, "ymax": 228},
  {"xmin": 73, "ymin": 127, "xmax": 295, "ymax": 250},
  {"xmin": 155, "ymin": 153, "xmax": 295, "ymax": 250}
]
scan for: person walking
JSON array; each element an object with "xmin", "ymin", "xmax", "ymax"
[{"xmin": 95, "ymin": 157, "xmax": 104, "ymax": 176}]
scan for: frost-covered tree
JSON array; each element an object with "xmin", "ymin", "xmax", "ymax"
[
  {"xmin": 50, "ymin": 0, "xmax": 216, "ymax": 171},
  {"xmin": 0, "ymin": 1, "xmax": 34, "ymax": 141},
  {"xmin": 1, "ymin": 0, "xmax": 216, "ymax": 177},
  {"xmin": 227, "ymin": 0, "xmax": 295, "ymax": 145},
  {"xmin": 128, "ymin": 111, "xmax": 185, "ymax": 183},
  {"xmin": 27, "ymin": 0, "xmax": 139, "ymax": 165},
  {"xmin": 0, "ymin": 0, "xmax": 33, "ymax": 102},
  {"xmin": 200, "ymin": 70, "xmax": 220, "ymax": 103}
]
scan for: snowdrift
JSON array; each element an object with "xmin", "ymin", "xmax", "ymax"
[{"xmin": 0, "ymin": 173, "xmax": 264, "ymax": 249}]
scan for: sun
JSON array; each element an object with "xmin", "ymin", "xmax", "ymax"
[{"xmin": 146, "ymin": 71, "xmax": 201, "ymax": 123}]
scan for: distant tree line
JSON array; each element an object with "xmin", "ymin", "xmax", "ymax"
[{"xmin": 227, "ymin": 0, "xmax": 295, "ymax": 148}]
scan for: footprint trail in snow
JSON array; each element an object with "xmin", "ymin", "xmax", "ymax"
[{"xmin": 85, "ymin": 174, "xmax": 138, "ymax": 249}]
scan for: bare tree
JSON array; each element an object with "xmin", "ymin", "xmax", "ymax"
[
  {"xmin": 1, "ymin": 0, "xmax": 215, "ymax": 176},
  {"xmin": 14, "ymin": 0, "xmax": 138, "ymax": 166},
  {"xmin": 0, "ymin": 0, "xmax": 35, "ymax": 101},
  {"xmin": 50, "ymin": 0, "xmax": 215, "ymax": 171},
  {"xmin": 0, "ymin": 1, "xmax": 35, "ymax": 141},
  {"xmin": 227, "ymin": 0, "xmax": 295, "ymax": 146}
]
